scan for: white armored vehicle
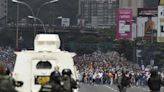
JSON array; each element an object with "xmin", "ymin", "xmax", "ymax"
[{"xmin": 12, "ymin": 34, "xmax": 78, "ymax": 92}]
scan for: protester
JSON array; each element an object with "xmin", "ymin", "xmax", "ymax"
[{"xmin": 74, "ymin": 50, "xmax": 140, "ymax": 85}]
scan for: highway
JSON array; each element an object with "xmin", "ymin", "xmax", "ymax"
[{"xmin": 78, "ymin": 83, "xmax": 164, "ymax": 92}]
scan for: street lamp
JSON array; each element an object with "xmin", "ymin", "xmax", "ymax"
[
  {"xmin": 12, "ymin": 0, "xmax": 58, "ymax": 30},
  {"xmin": 12, "ymin": 0, "xmax": 59, "ymax": 48},
  {"xmin": 28, "ymin": 16, "xmax": 46, "ymax": 33},
  {"xmin": 12, "ymin": 0, "xmax": 35, "ymax": 49},
  {"xmin": 36, "ymin": 0, "xmax": 58, "ymax": 17},
  {"xmin": 12, "ymin": 0, "xmax": 35, "ymax": 16}
]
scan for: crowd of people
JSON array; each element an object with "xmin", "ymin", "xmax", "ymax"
[
  {"xmin": 0, "ymin": 47, "xmax": 164, "ymax": 92},
  {"xmin": 74, "ymin": 50, "xmax": 138, "ymax": 84},
  {"xmin": 73, "ymin": 50, "xmax": 164, "ymax": 88},
  {"xmin": 0, "ymin": 47, "xmax": 16, "ymax": 72}
]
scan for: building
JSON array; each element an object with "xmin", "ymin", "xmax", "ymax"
[
  {"xmin": 119, "ymin": 0, "xmax": 144, "ymax": 17},
  {"xmin": 78, "ymin": 0, "xmax": 119, "ymax": 29},
  {"xmin": 144, "ymin": 0, "xmax": 158, "ymax": 8},
  {"xmin": 0, "ymin": 0, "xmax": 8, "ymax": 25}
]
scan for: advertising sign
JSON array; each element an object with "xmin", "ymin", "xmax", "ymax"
[
  {"xmin": 77, "ymin": 18, "xmax": 85, "ymax": 28},
  {"xmin": 116, "ymin": 8, "xmax": 132, "ymax": 40},
  {"xmin": 61, "ymin": 18, "xmax": 70, "ymax": 27},
  {"xmin": 137, "ymin": 17, "xmax": 158, "ymax": 37},
  {"xmin": 138, "ymin": 8, "xmax": 157, "ymax": 17},
  {"xmin": 157, "ymin": 6, "xmax": 164, "ymax": 42},
  {"xmin": 137, "ymin": 8, "xmax": 158, "ymax": 41}
]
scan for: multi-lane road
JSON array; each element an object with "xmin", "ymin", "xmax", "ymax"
[{"xmin": 78, "ymin": 83, "xmax": 164, "ymax": 92}]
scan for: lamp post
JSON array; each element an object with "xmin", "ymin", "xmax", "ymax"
[
  {"xmin": 36, "ymin": 0, "xmax": 58, "ymax": 17},
  {"xmin": 12, "ymin": 0, "xmax": 35, "ymax": 16},
  {"xmin": 28, "ymin": 16, "xmax": 46, "ymax": 33},
  {"xmin": 12, "ymin": 0, "xmax": 35, "ymax": 49},
  {"xmin": 16, "ymin": 4, "xmax": 19, "ymax": 49},
  {"xmin": 12, "ymin": 0, "xmax": 59, "ymax": 48}
]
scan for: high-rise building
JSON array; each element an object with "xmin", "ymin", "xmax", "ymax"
[
  {"xmin": 0, "ymin": 0, "xmax": 8, "ymax": 24},
  {"xmin": 144, "ymin": 0, "xmax": 158, "ymax": 8},
  {"xmin": 78, "ymin": 0, "xmax": 119, "ymax": 29},
  {"xmin": 119, "ymin": 0, "xmax": 144, "ymax": 17}
]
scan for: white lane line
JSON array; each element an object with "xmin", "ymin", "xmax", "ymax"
[
  {"xmin": 137, "ymin": 86, "xmax": 150, "ymax": 92},
  {"xmin": 104, "ymin": 85, "xmax": 118, "ymax": 92}
]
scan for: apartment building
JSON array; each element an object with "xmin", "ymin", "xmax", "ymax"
[
  {"xmin": 119, "ymin": 0, "xmax": 144, "ymax": 17},
  {"xmin": 78, "ymin": 0, "xmax": 119, "ymax": 29}
]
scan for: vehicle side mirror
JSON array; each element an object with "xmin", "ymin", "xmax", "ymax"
[{"xmin": 14, "ymin": 81, "xmax": 23, "ymax": 87}]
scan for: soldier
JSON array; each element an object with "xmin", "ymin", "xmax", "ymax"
[
  {"xmin": 0, "ymin": 62, "xmax": 17, "ymax": 92},
  {"xmin": 39, "ymin": 70, "xmax": 63, "ymax": 92},
  {"xmin": 148, "ymin": 69, "xmax": 164, "ymax": 92},
  {"xmin": 61, "ymin": 69, "xmax": 77, "ymax": 92},
  {"xmin": 119, "ymin": 71, "xmax": 131, "ymax": 92}
]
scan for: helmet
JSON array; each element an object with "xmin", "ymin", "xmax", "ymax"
[
  {"xmin": 62, "ymin": 69, "xmax": 72, "ymax": 76},
  {"xmin": 50, "ymin": 71, "xmax": 61, "ymax": 81}
]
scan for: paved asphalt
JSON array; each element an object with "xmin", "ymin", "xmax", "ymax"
[{"xmin": 79, "ymin": 83, "xmax": 164, "ymax": 92}]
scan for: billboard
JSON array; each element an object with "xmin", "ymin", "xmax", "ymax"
[
  {"xmin": 137, "ymin": 17, "xmax": 158, "ymax": 38},
  {"xmin": 157, "ymin": 6, "xmax": 164, "ymax": 42},
  {"xmin": 116, "ymin": 8, "xmax": 132, "ymax": 40},
  {"xmin": 138, "ymin": 8, "xmax": 157, "ymax": 17},
  {"xmin": 137, "ymin": 8, "xmax": 158, "ymax": 41},
  {"xmin": 61, "ymin": 18, "xmax": 70, "ymax": 27}
]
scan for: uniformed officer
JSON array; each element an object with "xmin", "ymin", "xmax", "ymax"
[
  {"xmin": 148, "ymin": 69, "xmax": 164, "ymax": 92},
  {"xmin": 61, "ymin": 69, "xmax": 77, "ymax": 92},
  {"xmin": 39, "ymin": 69, "xmax": 63, "ymax": 92},
  {"xmin": 0, "ymin": 62, "xmax": 17, "ymax": 92}
]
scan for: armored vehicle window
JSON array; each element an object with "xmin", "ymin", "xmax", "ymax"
[
  {"xmin": 46, "ymin": 41, "xmax": 55, "ymax": 45},
  {"xmin": 36, "ymin": 61, "xmax": 52, "ymax": 69},
  {"xmin": 38, "ymin": 41, "xmax": 44, "ymax": 45}
]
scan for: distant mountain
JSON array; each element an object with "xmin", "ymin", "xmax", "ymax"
[{"xmin": 8, "ymin": 0, "xmax": 78, "ymax": 25}]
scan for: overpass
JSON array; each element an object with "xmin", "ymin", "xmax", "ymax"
[{"xmin": 3, "ymin": 23, "xmax": 99, "ymax": 34}]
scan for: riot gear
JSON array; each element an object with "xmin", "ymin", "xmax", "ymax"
[
  {"xmin": 62, "ymin": 69, "xmax": 72, "ymax": 76},
  {"xmin": 39, "ymin": 70, "xmax": 63, "ymax": 92},
  {"xmin": 50, "ymin": 71, "xmax": 61, "ymax": 83},
  {"xmin": 61, "ymin": 69, "xmax": 77, "ymax": 92}
]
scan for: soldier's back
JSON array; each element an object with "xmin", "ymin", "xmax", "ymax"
[{"xmin": 0, "ymin": 75, "xmax": 17, "ymax": 92}]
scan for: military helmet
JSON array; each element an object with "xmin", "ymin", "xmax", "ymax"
[
  {"xmin": 50, "ymin": 71, "xmax": 61, "ymax": 81},
  {"xmin": 62, "ymin": 69, "xmax": 72, "ymax": 76}
]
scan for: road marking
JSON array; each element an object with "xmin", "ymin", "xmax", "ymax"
[
  {"xmin": 104, "ymin": 85, "xmax": 118, "ymax": 92},
  {"xmin": 137, "ymin": 86, "xmax": 150, "ymax": 92}
]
